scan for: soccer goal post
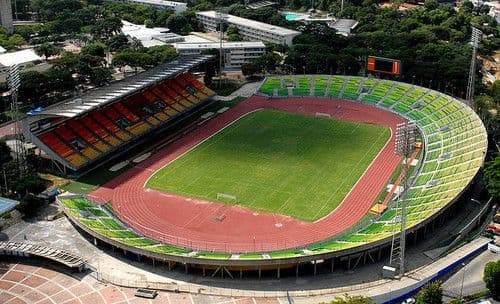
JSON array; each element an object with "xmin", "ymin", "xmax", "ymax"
[
  {"xmin": 217, "ymin": 193, "xmax": 238, "ymax": 203},
  {"xmin": 315, "ymin": 112, "xmax": 331, "ymax": 118}
]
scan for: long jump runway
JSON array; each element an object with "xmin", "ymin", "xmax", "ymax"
[{"xmin": 90, "ymin": 96, "xmax": 404, "ymax": 253}]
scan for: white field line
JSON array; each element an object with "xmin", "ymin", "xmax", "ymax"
[{"xmin": 143, "ymin": 108, "xmax": 264, "ymax": 188}]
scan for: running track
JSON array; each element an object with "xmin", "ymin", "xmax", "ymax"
[{"xmin": 90, "ymin": 96, "xmax": 404, "ymax": 253}]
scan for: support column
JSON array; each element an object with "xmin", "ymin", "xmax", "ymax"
[
  {"xmin": 152, "ymin": 258, "xmax": 155, "ymax": 267},
  {"xmin": 378, "ymin": 246, "xmax": 382, "ymax": 261},
  {"xmin": 185, "ymin": 263, "xmax": 188, "ymax": 274},
  {"xmin": 296, "ymin": 264, "xmax": 299, "ymax": 278},
  {"xmin": 331, "ymin": 259, "xmax": 334, "ymax": 273},
  {"xmin": 202, "ymin": 267, "xmax": 206, "ymax": 276},
  {"xmin": 277, "ymin": 266, "xmax": 280, "ymax": 279},
  {"xmin": 347, "ymin": 255, "xmax": 351, "ymax": 270},
  {"xmin": 240, "ymin": 269, "xmax": 243, "ymax": 279},
  {"xmin": 414, "ymin": 230, "xmax": 418, "ymax": 245},
  {"xmin": 258, "ymin": 266, "xmax": 261, "ymax": 280},
  {"xmin": 167, "ymin": 261, "xmax": 171, "ymax": 271},
  {"xmin": 313, "ymin": 260, "xmax": 317, "ymax": 276}
]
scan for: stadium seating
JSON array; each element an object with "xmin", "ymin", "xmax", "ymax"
[
  {"xmin": 60, "ymin": 197, "xmax": 194, "ymax": 256},
  {"xmin": 313, "ymin": 75, "xmax": 329, "ymax": 97},
  {"xmin": 258, "ymin": 75, "xmax": 487, "ymax": 251},
  {"xmin": 33, "ymin": 73, "xmax": 215, "ymax": 170},
  {"xmin": 54, "ymin": 75, "xmax": 487, "ymax": 264},
  {"xmin": 292, "ymin": 76, "xmax": 312, "ymax": 96}
]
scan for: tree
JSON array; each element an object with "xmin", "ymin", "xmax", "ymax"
[
  {"xmin": 35, "ymin": 42, "xmax": 61, "ymax": 59},
  {"xmin": 0, "ymin": 140, "xmax": 12, "ymax": 167},
  {"xmin": 416, "ymin": 281, "xmax": 443, "ymax": 304},
  {"xmin": 242, "ymin": 60, "xmax": 261, "ymax": 77},
  {"xmin": 489, "ymin": 80, "xmax": 500, "ymax": 104},
  {"xmin": 321, "ymin": 294, "xmax": 375, "ymax": 304},
  {"xmin": 484, "ymin": 260, "xmax": 500, "ymax": 300},
  {"xmin": 89, "ymin": 67, "xmax": 112, "ymax": 87},
  {"xmin": 166, "ymin": 14, "xmax": 188, "ymax": 34},
  {"xmin": 81, "ymin": 42, "xmax": 108, "ymax": 58},
  {"xmin": 146, "ymin": 45, "xmax": 178, "ymax": 64},
  {"xmin": 107, "ymin": 33, "xmax": 130, "ymax": 52},
  {"xmin": 484, "ymin": 156, "xmax": 500, "ymax": 199}
]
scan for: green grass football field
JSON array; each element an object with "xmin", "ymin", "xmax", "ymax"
[{"xmin": 147, "ymin": 110, "xmax": 391, "ymax": 221}]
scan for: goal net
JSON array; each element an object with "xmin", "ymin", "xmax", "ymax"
[{"xmin": 216, "ymin": 193, "xmax": 238, "ymax": 203}]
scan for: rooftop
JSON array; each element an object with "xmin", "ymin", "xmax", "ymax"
[
  {"xmin": 0, "ymin": 197, "xmax": 19, "ymax": 215},
  {"xmin": 121, "ymin": 0, "xmax": 186, "ymax": 7},
  {"xmin": 174, "ymin": 41, "xmax": 266, "ymax": 50},
  {"xmin": 0, "ymin": 49, "xmax": 41, "ymax": 67},
  {"xmin": 35, "ymin": 55, "xmax": 214, "ymax": 119},
  {"xmin": 121, "ymin": 20, "xmax": 175, "ymax": 48},
  {"xmin": 196, "ymin": 11, "xmax": 301, "ymax": 36},
  {"xmin": 0, "ymin": 46, "xmax": 6, "ymax": 54}
]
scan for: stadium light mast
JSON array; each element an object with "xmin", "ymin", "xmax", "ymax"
[
  {"xmin": 7, "ymin": 64, "xmax": 28, "ymax": 176},
  {"xmin": 388, "ymin": 121, "xmax": 416, "ymax": 279},
  {"xmin": 216, "ymin": 9, "xmax": 228, "ymax": 88},
  {"xmin": 466, "ymin": 27, "xmax": 481, "ymax": 108}
]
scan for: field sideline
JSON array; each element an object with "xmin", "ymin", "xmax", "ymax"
[{"xmin": 147, "ymin": 109, "xmax": 391, "ymax": 221}]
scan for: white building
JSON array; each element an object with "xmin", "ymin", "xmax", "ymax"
[
  {"xmin": 173, "ymin": 41, "xmax": 266, "ymax": 69},
  {"xmin": 106, "ymin": 0, "xmax": 187, "ymax": 13},
  {"xmin": 484, "ymin": 1, "xmax": 500, "ymax": 23},
  {"xmin": 196, "ymin": 11, "xmax": 301, "ymax": 46},
  {"xmin": 121, "ymin": 20, "xmax": 182, "ymax": 47}
]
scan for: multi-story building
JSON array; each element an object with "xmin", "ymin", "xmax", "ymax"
[
  {"xmin": 105, "ymin": 0, "xmax": 187, "ymax": 13},
  {"xmin": 196, "ymin": 11, "xmax": 300, "ymax": 46},
  {"xmin": 173, "ymin": 41, "xmax": 266, "ymax": 69},
  {"xmin": 0, "ymin": 0, "xmax": 13, "ymax": 34}
]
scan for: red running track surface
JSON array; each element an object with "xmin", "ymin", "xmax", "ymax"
[{"xmin": 90, "ymin": 96, "xmax": 404, "ymax": 253}]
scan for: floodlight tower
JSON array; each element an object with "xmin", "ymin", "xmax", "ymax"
[
  {"xmin": 466, "ymin": 27, "xmax": 481, "ymax": 108},
  {"xmin": 388, "ymin": 121, "xmax": 416, "ymax": 278},
  {"xmin": 216, "ymin": 9, "xmax": 228, "ymax": 88},
  {"xmin": 8, "ymin": 64, "xmax": 28, "ymax": 176}
]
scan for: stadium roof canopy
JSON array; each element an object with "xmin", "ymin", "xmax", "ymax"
[
  {"xmin": 0, "ymin": 49, "xmax": 41, "ymax": 66},
  {"xmin": 37, "ymin": 55, "xmax": 214, "ymax": 118},
  {"xmin": 0, "ymin": 45, "xmax": 6, "ymax": 54}
]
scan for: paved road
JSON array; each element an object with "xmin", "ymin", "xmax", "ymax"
[{"xmin": 442, "ymin": 250, "xmax": 499, "ymax": 303}]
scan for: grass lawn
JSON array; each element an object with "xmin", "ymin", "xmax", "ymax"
[{"xmin": 146, "ymin": 109, "xmax": 391, "ymax": 221}]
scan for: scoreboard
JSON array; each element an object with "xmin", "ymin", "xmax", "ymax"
[{"xmin": 367, "ymin": 56, "xmax": 401, "ymax": 75}]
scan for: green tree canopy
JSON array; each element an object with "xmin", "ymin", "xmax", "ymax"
[
  {"xmin": 321, "ymin": 294, "xmax": 375, "ymax": 304},
  {"xmin": 416, "ymin": 281, "xmax": 443, "ymax": 304},
  {"xmin": 484, "ymin": 156, "xmax": 500, "ymax": 199},
  {"xmin": 484, "ymin": 260, "xmax": 500, "ymax": 300}
]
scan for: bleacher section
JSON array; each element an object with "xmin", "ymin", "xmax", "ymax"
[
  {"xmin": 31, "ymin": 72, "xmax": 215, "ymax": 171},
  {"xmin": 257, "ymin": 75, "xmax": 487, "ymax": 255}
]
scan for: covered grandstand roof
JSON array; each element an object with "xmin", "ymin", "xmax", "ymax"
[{"xmin": 37, "ymin": 55, "xmax": 213, "ymax": 118}]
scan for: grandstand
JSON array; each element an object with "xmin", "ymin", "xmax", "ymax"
[
  {"xmin": 22, "ymin": 56, "xmax": 215, "ymax": 174},
  {"xmin": 256, "ymin": 75, "xmax": 487, "ymax": 249},
  {"xmin": 55, "ymin": 74, "xmax": 487, "ymax": 277}
]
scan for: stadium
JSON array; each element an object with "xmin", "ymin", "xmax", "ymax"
[{"xmin": 23, "ymin": 56, "xmax": 488, "ymax": 278}]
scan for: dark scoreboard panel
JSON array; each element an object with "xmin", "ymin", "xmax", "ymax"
[{"xmin": 367, "ymin": 56, "xmax": 401, "ymax": 75}]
